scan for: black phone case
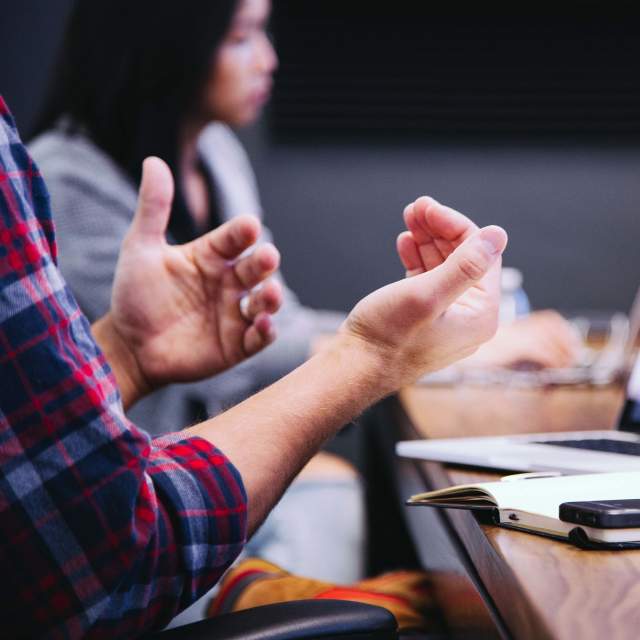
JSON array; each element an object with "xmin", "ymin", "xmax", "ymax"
[
  {"xmin": 559, "ymin": 501, "xmax": 640, "ymax": 528},
  {"xmin": 407, "ymin": 501, "xmax": 640, "ymax": 550}
]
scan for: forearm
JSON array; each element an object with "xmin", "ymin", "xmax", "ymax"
[{"xmin": 187, "ymin": 334, "xmax": 391, "ymax": 534}]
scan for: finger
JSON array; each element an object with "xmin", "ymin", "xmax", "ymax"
[
  {"xmin": 549, "ymin": 333, "xmax": 582, "ymax": 366},
  {"xmin": 537, "ymin": 343, "xmax": 575, "ymax": 368},
  {"xmin": 417, "ymin": 225, "xmax": 508, "ymax": 316},
  {"xmin": 528, "ymin": 311, "xmax": 583, "ymax": 363},
  {"xmin": 129, "ymin": 157, "xmax": 174, "ymax": 241},
  {"xmin": 243, "ymin": 312, "xmax": 277, "ymax": 356},
  {"xmin": 423, "ymin": 199, "xmax": 478, "ymax": 267},
  {"xmin": 404, "ymin": 196, "xmax": 475, "ymax": 271},
  {"xmin": 243, "ymin": 279, "xmax": 283, "ymax": 319},
  {"xmin": 405, "ymin": 197, "xmax": 479, "ymax": 271},
  {"xmin": 528, "ymin": 336, "xmax": 570, "ymax": 368},
  {"xmin": 408, "ymin": 196, "xmax": 478, "ymax": 244},
  {"xmin": 234, "ymin": 243, "xmax": 280, "ymax": 289},
  {"xmin": 403, "ymin": 204, "xmax": 441, "ymax": 272},
  {"xmin": 194, "ymin": 215, "xmax": 262, "ymax": 265},
  {"xmin": 397, "ymin": 231, "xmax": 424, "ymax": 274},
  {"xmin": 546, "ymin": 313, "xmax": 584, "ymax": 357}
]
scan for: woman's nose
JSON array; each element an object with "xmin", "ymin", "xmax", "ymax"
[{"xmin": 256, "ymin": 33, "xmax": 278, "ymax": 73}]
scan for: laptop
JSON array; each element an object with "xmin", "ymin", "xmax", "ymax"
[{"xmin": 397, "ymin": 291, "xmax": 640, "ymax": 474}]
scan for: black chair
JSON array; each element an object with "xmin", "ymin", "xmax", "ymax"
[{"xmin": 150, "ymin": 599, "xmax": 398, "ymax": 640}]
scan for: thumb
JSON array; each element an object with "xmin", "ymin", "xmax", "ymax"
[
  {"xmin": 129, "ymin": 157, "xmax": 174, "ymax": 241},
  {"xmin": 421, "ymin": 225, "xmax": 508, "ymax": 314}
]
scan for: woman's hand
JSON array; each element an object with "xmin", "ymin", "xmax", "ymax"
[{"xmin": 463, "ymin": 310, "xmax": 582, "ymax": 370}]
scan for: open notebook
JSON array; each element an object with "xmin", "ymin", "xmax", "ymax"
[{"xmin": 407, "ymin": 471, "xmax": 640, "ymax": 549}]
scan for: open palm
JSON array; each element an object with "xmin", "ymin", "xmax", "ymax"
[{"xmin": 110, "ymin": 157, "xmax": 283, "ymax": 391}]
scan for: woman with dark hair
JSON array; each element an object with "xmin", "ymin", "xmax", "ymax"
[{"xmin": 29, "ymin": 0, "xmax": 365, "ymax": 607}]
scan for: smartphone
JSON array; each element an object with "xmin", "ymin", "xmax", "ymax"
[{"xmin": 559, "ymin": 499, "xmax": 640, "ymax": 529}]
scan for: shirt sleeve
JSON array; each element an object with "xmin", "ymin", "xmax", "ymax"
[{"xmin": 0, "ymin": 97, "xmax": 247, "ymax": 638}]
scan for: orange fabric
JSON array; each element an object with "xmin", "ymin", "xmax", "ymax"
[{"xmin": 207, "ymin": 558, "xmax": 434, "ymax": 631}]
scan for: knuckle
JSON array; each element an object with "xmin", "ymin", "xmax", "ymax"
[
  {"xmin": 242, "ymin": 257, "xmax": 259, "ymax": 283},
  {"xmin": 415, "ymin": 195, "xmax": 435, "ymax": 210},
  {"xmin": 457, "ymin": 254, "xmax": 486, "ymax": 281}
]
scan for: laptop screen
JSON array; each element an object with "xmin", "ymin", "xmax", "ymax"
[{"xmin": 620, "ymin": 352, "xmax": 640, "ymax": 433}]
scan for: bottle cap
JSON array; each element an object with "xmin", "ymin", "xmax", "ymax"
[{"xmin": 501, "ymin": 267, "xmax": 523, "ymax": 293}]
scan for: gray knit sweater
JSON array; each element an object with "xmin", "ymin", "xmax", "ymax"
[{"xmin": 29, "ymin": 122, "xmax": 344, "ymax": 435}]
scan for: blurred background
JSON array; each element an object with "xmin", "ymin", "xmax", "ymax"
[{"xmin": 2, "ymin": 0, "xmax": 639, "ymax": 313}]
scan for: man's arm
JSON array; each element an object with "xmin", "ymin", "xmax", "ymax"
[
  {"xmin": 189, "ymin": 212, "xmax": 507, "ymax": 532},
  {"xmin": 95, "ymin": 169, "xmax": 506, "ymax": 534},
  {"xmin": 31, "ymin": 142, "xmax": 503, "ymax": 624}
]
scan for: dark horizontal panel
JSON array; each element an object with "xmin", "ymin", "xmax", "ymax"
[
  {"xmin": 269, "ymin": 3, "xmax": 640, "ymax": 139},
  {"xmin": 272, "ymin": 119, "xmax": 640, "ymax": 134}
]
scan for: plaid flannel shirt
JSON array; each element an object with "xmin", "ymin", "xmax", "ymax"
[{"xmin": 0, "ymin": 97, "xmax": 247, "ymax": 638}]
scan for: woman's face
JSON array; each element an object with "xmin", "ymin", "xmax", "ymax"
[{"xmin": 203, "ymin": 0, "xmax": 278, "ymax": 127}]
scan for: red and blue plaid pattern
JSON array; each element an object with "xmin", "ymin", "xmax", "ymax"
[{"xmin": 0, "ymin": 96, "xmax": 247, "ymax": 638}]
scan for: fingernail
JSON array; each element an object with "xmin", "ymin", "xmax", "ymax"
[{"xmin": 478, "ymin": 226, "xmax": 507, "ymax": 256}]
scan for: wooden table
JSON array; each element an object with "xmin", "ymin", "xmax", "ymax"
[{"xmin": 389, "ymin": 383, "xmax": 640, "ymax": 640}]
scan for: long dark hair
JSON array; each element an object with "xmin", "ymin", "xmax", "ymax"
[{"xmin": 32, "ymin": 0, "xmax": 238, "ymax": 242}]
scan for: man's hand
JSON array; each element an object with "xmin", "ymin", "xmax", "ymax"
[
  {"xmin": 340, "ymin": 196, "xmax": 507, "ymax": 388},
  {"xmin": 397, "ymin": 197, "xmax": 580, "ymax": 371},
  {"xmin": 93, "ymin": 157, "xmax": 283, "ymax": 408}
]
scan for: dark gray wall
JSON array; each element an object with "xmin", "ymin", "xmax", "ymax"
[
  {"xmin": 242, "ymin": 124, "xmax": 640, "ymax": 313},
  {"xmin": 2, "ymin": 2, "xmax": 639, "ymax": 314},
  {"xmin": 0, "ymin": 0, "xmax": 74, "ymax": 134}
]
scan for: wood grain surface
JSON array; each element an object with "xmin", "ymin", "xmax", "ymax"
[
  {"xmin": 397, "ymin": 382, "xmax": 640, "ymax": 640},
  {"xmin": 400, "ymin": 384, "xmax": 623, "ymax": 439}
]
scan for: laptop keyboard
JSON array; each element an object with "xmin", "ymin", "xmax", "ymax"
[{"xmin": 534, "ymin": 438, "xmax": 640, "ymax": 456}]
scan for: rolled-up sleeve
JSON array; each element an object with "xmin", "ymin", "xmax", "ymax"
[
  {"xmin": 0, "ymin": 96, "xmax": 246, "ymax": 639},
  {"xmin": 89, "ymin": 435, "xmax": 247, "ymax": 638}
]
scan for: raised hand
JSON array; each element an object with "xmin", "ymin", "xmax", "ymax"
[
  {"xmin": 96, "ymin": 157, "xmax": 283, "ymax": 407},
  {"xmin": 397, "ymin": 198, "xmax": 580, "ymax": 372},
  {"xmin": 341, "ymin": 197, "xmax": 507, "ymax": 388}
]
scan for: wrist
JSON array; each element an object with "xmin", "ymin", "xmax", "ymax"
[
  {"xmin": 328, "ymin": 330, "xmax": 401, "ymax": 403},
  {"xmin": 91, "ymin": 313, "xmax": 152, "ymax": 410}
]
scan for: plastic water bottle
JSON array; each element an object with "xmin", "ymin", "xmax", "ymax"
[{"xmin": 499, "ymin": 267, "xmax": 530, "ymax": 324}]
